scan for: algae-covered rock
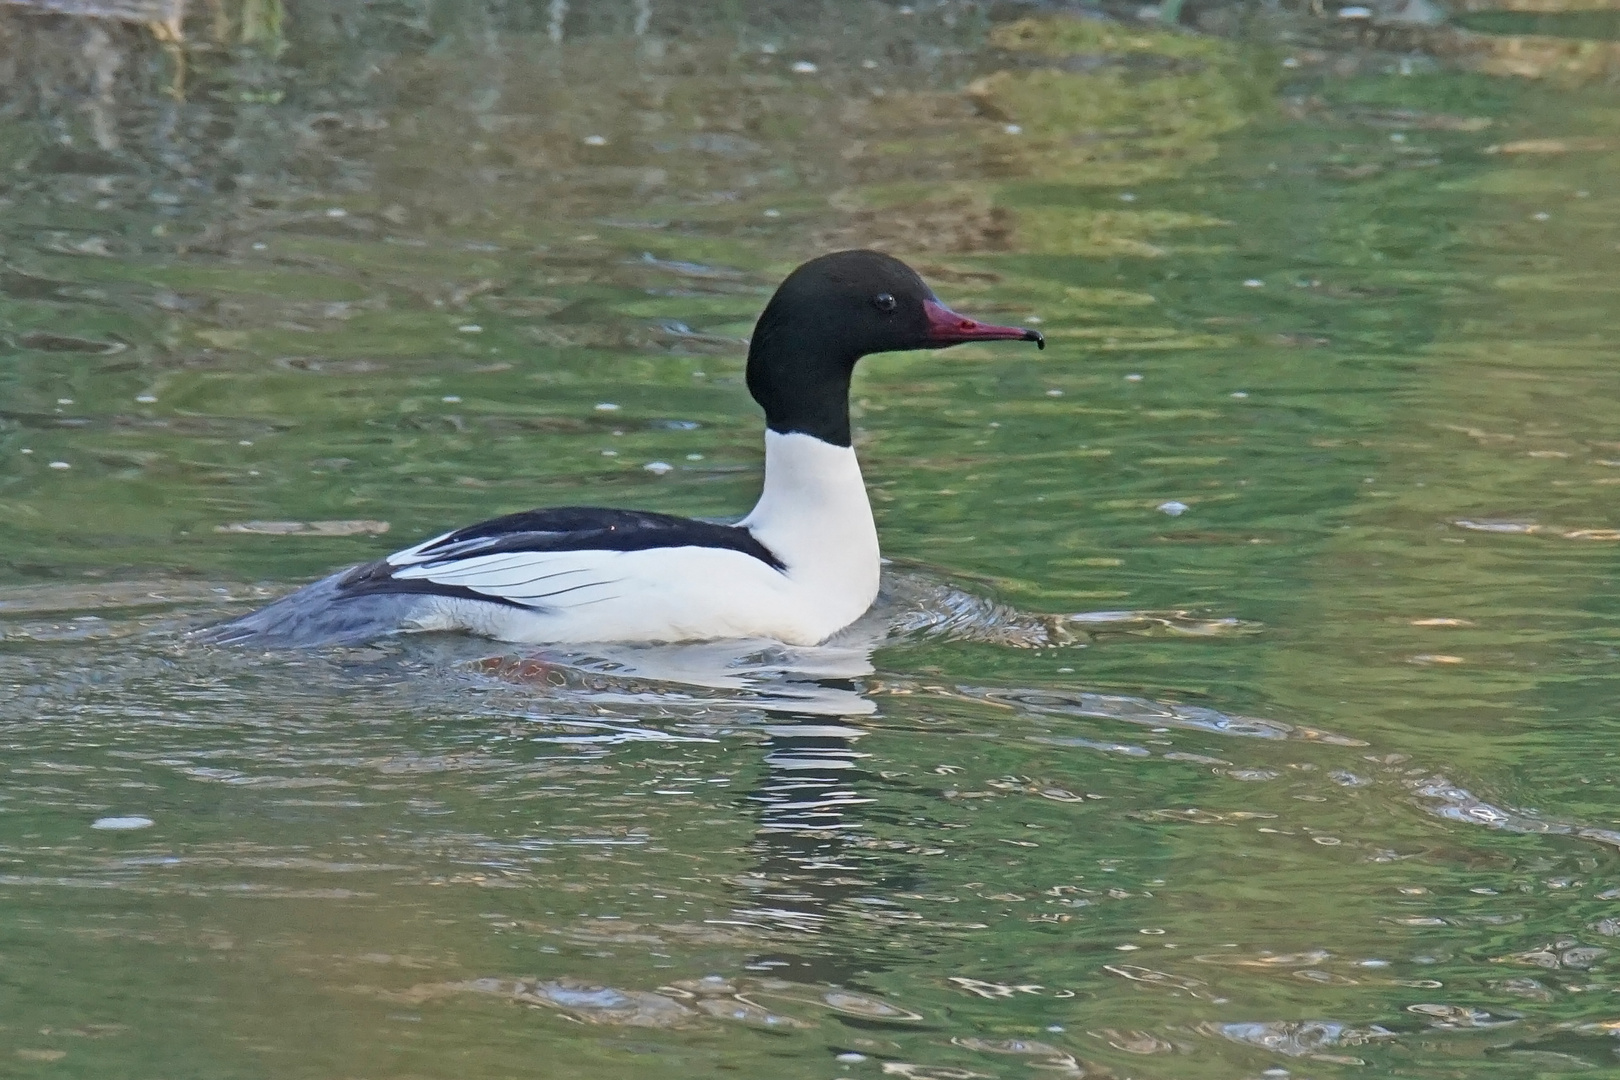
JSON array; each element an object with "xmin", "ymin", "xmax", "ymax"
[
  {"xmin": 966, "ymin": 67, "xmax": 1255, "ymax": 185},
  {"xmin": 988, "ymin": 15, "xmax": 1233, "ymax": 63}
]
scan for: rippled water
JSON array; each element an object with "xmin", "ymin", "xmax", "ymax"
[{"xmin": 3, "ymin": 2, "xmax": 1620, "ymax": 1076}]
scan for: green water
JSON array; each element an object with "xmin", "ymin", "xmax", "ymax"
[
  {"xmin": 1456, "ymin": 10, "xmax": 1620, "ymax": 42},
  {"xmin": 3, "ymin": 3, "xmax": 1620, "ymax": 1077}
]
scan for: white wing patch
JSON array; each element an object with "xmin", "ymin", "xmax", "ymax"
[
  {"xmin": 386, "ymin": 529, "xmax": 509, "ymax": 569},
  {"xmin": 390, "ymin": 549, "xmax": 624, "ymax": 609}
]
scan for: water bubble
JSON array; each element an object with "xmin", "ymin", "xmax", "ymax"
[
  {"xmin": 1157, "ymin": 501, "xmax": 1189, "ymax": 516},
  {"xmin": 1230, "ymin": 391, "xmax": 1249, "ymax": 399},
  {"xmin": 1282, "ymin": 56, "xmax": 1300, "ymax": 68},
  {"xmin": 441, "ymin": 396, "xmax": 462, "ymax": 403},
  {"xmin": 49, "ymin": 461, "xmax": 71, "ymax": 470},
  {"xmin": 763, "ymin": 208, "xmax": 782, "ymax": 218},
  {"xmin": 1407, "ymin": 1003, "xmax": 1512, "ymax": 1028},
  {"xmin": 516, "ymin": 978, "xmax": 692, "ymax": 1026},
  {"xmin": 1120, "ymin": 192, "xmax": 1137, "ymax": 202},
  {"xmin": 582, "ymin": 135, "xmax": 607, "ymax": 146},
  {"xmin": 1045, "ymin": 389, "xmax": 1063, "ymax": 397},
  {"xmin": 1218, "ymin": 1019, "xmax": 1391, "ymax": 1058},
  {"xmin": 643, "ymin": 462, "xmax": 673, "ymax": 475},
  {"xmin": 1532, "ymin": 211, "xmax": 1550, "ymax": 221},
  {"xmin": 954, "ymin": 1037, "xmax": 1070, "ymax": 1057},
  {"xmin": 1243, "ymin": 278, "xmax": 1265, "ymax": 288},
  {"xmin": 791, "ymin": 61, "xmax": 818, "ymax": 74},
  {"xmin": 1004, "ymin": 124, "xmax": 1023, "ymax": 135},
  {"xmin": 1125, "ymin": 372, "xmax": 1144, "ymax": 381},
  {"xmin": 835, "ymin": 1052, "xmax": 866, "ymax": 1063},
  {"xmin": 693, "ymin": 997, "xmax": 805, "ymax": 1027},
  {"xmin": 136, "ymin": 394, "xmax": 157, "ymax": 403},
  {"xmin": 458, "ymin": 324, "xmax": 483, "ymax": 333},
  {"xmin": 595, "ymin": 403, "xmax": 621, "ymax": 412},
  {"xmin": 821, "ymin": 990, "xmax": 922, "ymax": 1020},
  {"xmin": 325, "ymin": 207, "xmax": 347, "ymax": 218}
]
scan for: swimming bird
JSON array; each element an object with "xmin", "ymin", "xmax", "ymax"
[{"xmin": 202, "ymin": 250, "xmax": 1043, "ymax": 647}]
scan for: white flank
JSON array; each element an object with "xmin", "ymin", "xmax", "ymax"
[{"xmin": 388, "ymin": 430, "xmax": 881, "ymax": 646}]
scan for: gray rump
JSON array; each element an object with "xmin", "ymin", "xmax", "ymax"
[{"xmin": 193, "ymin": 568, "xmax": 428, "ymax": 647}]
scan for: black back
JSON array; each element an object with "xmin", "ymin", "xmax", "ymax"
[
  {"xmin": 407, "ymin": 506, "xmax": 782, "ymax": 567},
  {"xmin": 746, "ymin": 250, "xmax": 941, "ymax": 447},
  {"xmin": 334, "ymin": 506, "xmax": 785, "ymax": 610}
]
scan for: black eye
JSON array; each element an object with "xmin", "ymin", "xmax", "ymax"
[{"xmin": 873, "ymin": 293, "xmax": 897, "ymax": 313}]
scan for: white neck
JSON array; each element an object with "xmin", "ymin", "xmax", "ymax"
[{"xmin": 741, "ymin": 430, "xmax": 881, "ymax": 617}]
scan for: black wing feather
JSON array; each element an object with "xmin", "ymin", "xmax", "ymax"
[
  {"xmin": 408, "ymin": 506, "xmax": 784, "ymax": 569},
  {"xmin": 333, "ymin": 506, "xmax": 784, "ymax": 607},
  {"xmin": 334, "ymin": 558, "xmax": 532, "ymax": 607}
]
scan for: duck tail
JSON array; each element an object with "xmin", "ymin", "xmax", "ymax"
[{"xmin": 192, "ymin": 567, "xmax": 419, "ymax": 648}]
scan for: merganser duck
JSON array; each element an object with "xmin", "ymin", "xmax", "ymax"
[{"xmin": 202, "ymin": 250, "xmax": 1042, "ymax": 648}]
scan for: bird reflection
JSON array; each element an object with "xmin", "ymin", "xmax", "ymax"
[
  {"xmin": 739, "ymin": 708, "xmax": 899, "ymax": 984},
  {"xmin": 474, "ymin": 628, "xmax": 912, "ymax": 984}
]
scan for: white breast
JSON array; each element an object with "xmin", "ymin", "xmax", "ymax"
[{"xmin": 739, "ymin": 429, "xmax": 881, "ymax": 636}]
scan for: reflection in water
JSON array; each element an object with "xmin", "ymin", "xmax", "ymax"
[
  {"xmin": 469, "ymin": 632, "xmax": 900, "ymax": 979},
  {"xmin": 742, "ymin": 713, "xmax": 885, "ymax": 984},
  {"xmin": 753, "ymin": 718, "xmax": 872, "ymax": 836},
  {"xmin": 479, "ymin": 639, "xmax": 879, "ymax": 717}
]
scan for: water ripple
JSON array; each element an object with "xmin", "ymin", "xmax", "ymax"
[{"xmin": 1211, "ymin": 1019, "xmax": 1395, "ymax": 1060}]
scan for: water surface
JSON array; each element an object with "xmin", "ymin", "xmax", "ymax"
[{"xmin": 2, "ymin": 3, "xmax": 1620, "ymax": 1077}]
